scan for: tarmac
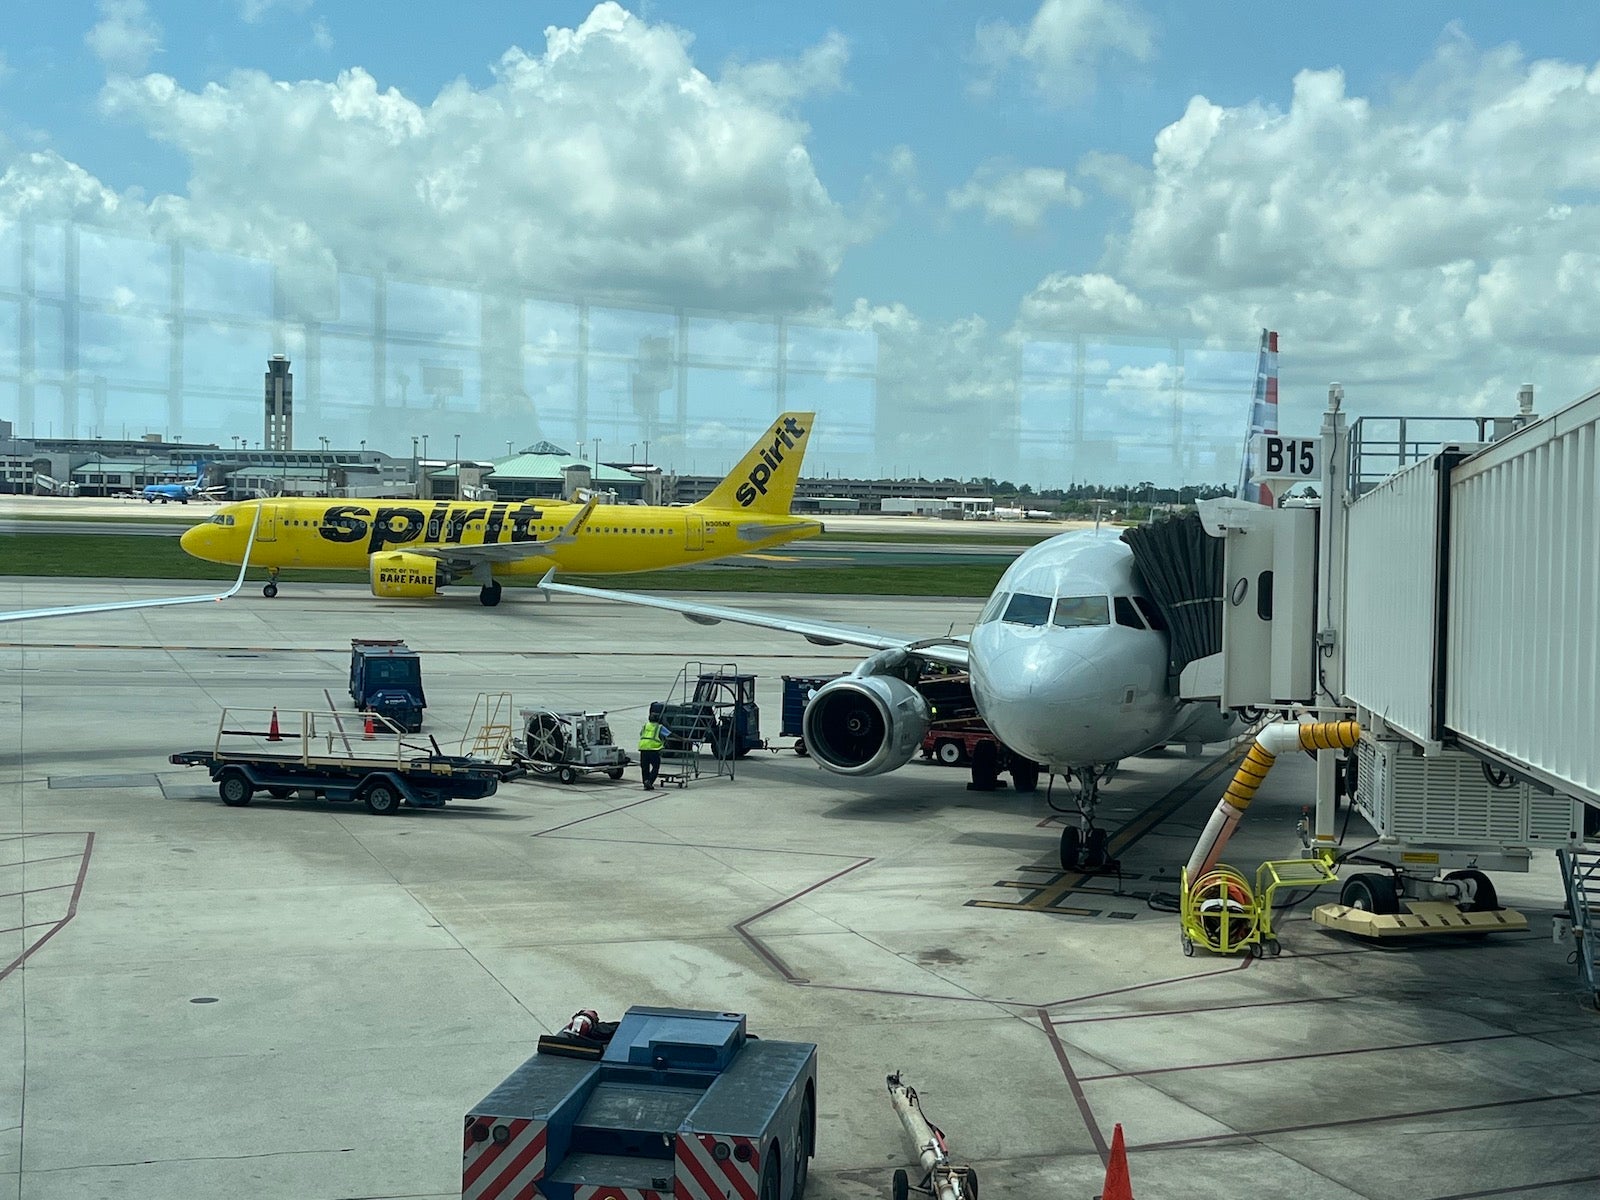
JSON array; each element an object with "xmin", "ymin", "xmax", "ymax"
[{"xmin": 0, "ymin": 577, "xmax": 1594, "ymax": 1200}]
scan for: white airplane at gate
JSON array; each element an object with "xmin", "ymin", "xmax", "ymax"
[{"xmin": 539, "ymin": 329, "xmax": 1283, "ymax": 870}]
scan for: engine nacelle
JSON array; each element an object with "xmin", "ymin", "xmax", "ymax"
[
  {"xmin": 802, "ymin": 673, "xmax": 930, "ymax": 777},
  {"xmin": 369, "ymin": 552, "xmax": 443, "ymax": 598}
]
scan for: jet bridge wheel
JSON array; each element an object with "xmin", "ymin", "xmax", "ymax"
[
  {"xmin": 479, "ymin": 581, "xmax": 503, "ymax": 607},
  {"xmin": 1339, "ymin": 872, "xmax": 1400, "ymax": 915},
  {"xmin": 1445, "ymin": 869, "xmax": 1500, "ymax": 912}
]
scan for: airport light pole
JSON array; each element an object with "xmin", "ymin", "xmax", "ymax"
[
  {"xmin": 453, "ymin": 433, "xmax": 461, "ymax": 499},
  {"xmin": 412, "ymin": 437, "xmax": 420, "ymax": 499}
]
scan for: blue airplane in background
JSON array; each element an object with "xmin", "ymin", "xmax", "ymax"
[{"xmin": 142, "ymin": 462, "xmax": 223, "ymax": 504}]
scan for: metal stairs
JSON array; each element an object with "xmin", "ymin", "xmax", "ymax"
[
  {"xmin": 461, "ymin": 691, "xmax": 516, "ymax": 763},
  {"xmin": 1556, "ymin": 848, "xmax": 1600, "ymax": 1010}
]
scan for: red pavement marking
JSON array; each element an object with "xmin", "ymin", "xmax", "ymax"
[{"xmin": 0, "ymin": 832, "xmax": 94, "ymax": 984}]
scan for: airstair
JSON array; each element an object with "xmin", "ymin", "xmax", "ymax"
[
  {"xmin": 656, "ymin": 662, "xmax": 741, "ymax": 785},
  {"xmin": 1557, "ymin": 848, "xmax": 1600, "ymax": 1011},
  {"xmin": 461, "ymin": 691, "xmax": 516, "ymax": 764}
]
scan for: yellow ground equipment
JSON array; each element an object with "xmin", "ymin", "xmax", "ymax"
[{"xmin": 1179, "ymin": 856, "xmax": 1339, "ymax": 957}]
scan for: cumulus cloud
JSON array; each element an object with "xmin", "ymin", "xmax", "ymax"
[
  {"xmin": 311, "ymin": 18, "xmax": 333, "ymax": 52},
  {"xmin": 948, "ymin": 160, "xmax": 1083, "ymax": 232},
  {"xmin": 722, "ymin": 29, "xmax": 849, "ymax": 105},
  {"xmin": 86, "ymin": 0, "xmax": 161, "ymax": 74},
  {"xmin": 35, "ymin": 2, "xmax": 859, "ymax": 314},
  {"xmin": 974, "ymin": 0, "xmax": 1154, "ymax": 104},
  {"xmin": 1020, "ymin": 37, "xmax": 1600, "ymax": 412}
]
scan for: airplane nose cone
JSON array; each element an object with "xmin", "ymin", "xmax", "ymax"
[
  {"xmin": 180, "ymin": 523, "xmax": 207, "ymax": 559},
  {"xmin": 970, "ymin": 629, "xmax": 1108, "ymax": 766}
]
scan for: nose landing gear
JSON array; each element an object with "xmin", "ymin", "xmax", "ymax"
[
  {"xmin": 262, "ymin": 568, "xmax": 280, "ymax": 599},
  {"xmin": 1056, "ymin": 765, "xmax": 1118, "ymax": 873}
]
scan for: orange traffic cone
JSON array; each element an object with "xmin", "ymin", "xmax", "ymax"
[
  {"xmin": 1097, "ymin": 1124, "xmax": 1134, "ymax": 1200},
  {"xmin": 267, "ymin": 708, "xmax": 282, "ymax": 742},
  {"xmin": 363, "ymin": 714, "xmax": 375, "ymax": 739}
]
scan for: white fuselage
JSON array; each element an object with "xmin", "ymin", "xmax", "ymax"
[{"xmin": 967, "ymin": 531, "xmax": 1183, "ymax": 771}]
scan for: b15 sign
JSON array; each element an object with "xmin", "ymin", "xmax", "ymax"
[{"xmin": 1250, "ymin": 434, "xmax": 1320, "ymax": 482}]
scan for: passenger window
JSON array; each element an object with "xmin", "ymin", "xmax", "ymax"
[
  {"xmin": 1002, "ymin": 593, "xmax": 1052, "ymax": 627},
  {"xmin": 1052, "ymin": 596, "xmax": 1110, "ymax": 628},
  {"xmin": 1114, "ymin": 597, "xmax": 1144, "ymax": 629},
  {"xmin": 1133, "ymin": 596, "xmax": 1168, "ymax": 632}
]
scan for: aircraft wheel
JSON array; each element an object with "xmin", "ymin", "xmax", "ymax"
[
  {"xmin": 218, "ymin": 771, "xmax": 253, "ymax": 807},
  {"xmin": 1340, "ymin": 872, "xmax": 1399, "ymax": 914},
  {"xmin": 263, "ymin": 582, "xmax": 279, "ymax": 599},
  {"xmin": 965, "ymin": 1169, "xmax": 979, "ymax": 1200},
  {"xmin": 892, "ymin": 1169, "xmax": 909, "ymax": 1200},
  {"xmin": 363, "ymin": 781, "xmax": 401, "ymax": 815},
  {"xmin": 1082, "ymin": 827, "xmax": 1110, "ymax": 871},
  {"xmin": 1059, "ymin": 826, "xmax": 1082, "ymax": 872},
  {"xmin": 1445, "ymin": 868, "xmax": 1500, "ymax": 912},
  {"xmin": 794, "ymin": 738, "xmax": 808, "ymax": 757},
  {"xmin": 479, "ymin": 581, "xmax": 503, "ymax": 607},
  {"xmin": 1010, "ymin": 759, "xmax": 1040, "ymax": 793}
]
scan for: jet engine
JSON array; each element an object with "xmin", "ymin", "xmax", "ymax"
[
  {"xmin": 369, "ymin": 552, "xmax": 443, "ymax": 598},
  {"xmin": 802, "ymin": 672, "xmax": 930, "ymax": 777}
]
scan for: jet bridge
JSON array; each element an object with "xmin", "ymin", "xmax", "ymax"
[{"xmin": 1163, "ymin": 379, "xmax": 1599, "ymax": 959}]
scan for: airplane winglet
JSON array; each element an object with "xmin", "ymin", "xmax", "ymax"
[{"xmin": 551, "ymin": 496, "xmax": 598, "ymax": 545}]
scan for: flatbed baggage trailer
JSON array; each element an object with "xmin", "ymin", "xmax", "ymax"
[
  {"xmin": 464, "ymin": 1006, "xmax": 817, "ymax": 1200},
  {"xmin": 169, "ymin": 707, "xmax": 502, "ymax": 814}
]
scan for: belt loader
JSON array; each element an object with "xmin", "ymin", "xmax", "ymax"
[{"xmin": 464, "ymin": 1006, "xmax": 817, "ymax": 1200}]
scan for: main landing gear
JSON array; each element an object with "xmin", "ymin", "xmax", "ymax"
[
  {"xmin": 1057, "ymin": 765, "xmax": 1117, "ymax": 873},
  {"xmin": 479, "ymin": 581, "xmax": 503, "ymax": 607},
  {"xmin": 262, "ymin": 568, "xmax": 280, "ymax": 599}
]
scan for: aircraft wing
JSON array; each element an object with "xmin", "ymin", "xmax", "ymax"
[
  {"xmin": 0, "ymin": 508, "xmax": 260, "ymax": 624},
  {"xmin": 409, "ymin": 497, "xmax": 597, "ymax": 566},
  {"xmin": 538, "ymin": 572, "xmax": 971, "ymax": 668}
]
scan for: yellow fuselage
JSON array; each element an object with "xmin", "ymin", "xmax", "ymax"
[{"xmin": 180, "ymin": 497, "xmax": 821, "ymax": 576}]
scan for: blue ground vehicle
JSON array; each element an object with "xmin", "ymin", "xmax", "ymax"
[
  {"xmin": 780, "ymin": 674, "xmax": 843, "ymax": 757},
  {"xmin": 463, "ymin": 1006, "xmax": 817, "ymax": 1200},
  {"xmin": 349, "ymin": 638, "xmax": 426, "ymax": 732}
]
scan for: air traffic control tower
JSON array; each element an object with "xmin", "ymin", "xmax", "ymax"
[{"xmin": 264, "ymin": 355, "xmax": 293, "ymax": 451}]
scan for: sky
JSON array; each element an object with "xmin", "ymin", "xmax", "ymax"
[{"xmin": 4, "ymin": 1, "xmax": 1600, "ymax": 486}]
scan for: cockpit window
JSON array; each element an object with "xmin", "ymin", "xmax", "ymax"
[
  {"xmin": 1114, "ymin": 596, "xmax": 1144, "ymax": 629},
  {"xmin": 1002, "ymin": 592, "xmax": 1052, "ymax": 627},
  {"xmin": 1133, "ymin": 595, "xmax": 1167, "ymax": 632},
  {"xmin": 208, "ymin": 514, "xmax": 235, "ymax": 526},
  {"xmin": 978, "ymin": 590, "xmax": 1010, "ymax": 625},
  {"xmin": 1052, "ymin": 595, "xmax": 1110, "ymax": 628}
]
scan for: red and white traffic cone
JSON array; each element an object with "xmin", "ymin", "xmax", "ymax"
[
  {"xmin": 563, "ymin": 1009, "xmax": 599, "ymax": 1038},
  {"xmin": 363, "ymin": 714, "xmax": 375, "ymax": 739},
  {"xmin": 267, "ymin": 708, "xmax": 282, "ymax": 742}
]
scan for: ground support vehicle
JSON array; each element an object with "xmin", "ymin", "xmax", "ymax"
[
  {"xmin": 463, "ymin": 1006, "xmax": 818, "ymax": 1200},
  {"xmin": 780, "ymin": 674, "xmax": 841, "ymax": 757},
  {"xmin": 914, "ymin": 671, "xmax": 1041, "ymax": 792},
  {"xmin": 169, "ymin": 707, "xmax": 501, "ymax": 814},
  {"xmin": 349, "ymin": 638, "xmax": 426, "ymax": 732},
  {"xmin": 513, "ymin": 705, "xmax": 630, "ymax": 784},
  {"xmin": 657, "ymin": 663, "xmax": 761, "ymax": 784}
]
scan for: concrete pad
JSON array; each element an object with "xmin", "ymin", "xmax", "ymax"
[{"xmin": 3, "ymin": 581, "xmax": 1598, "ymax": 1200}]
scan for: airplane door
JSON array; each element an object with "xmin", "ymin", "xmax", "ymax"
[
  {"xmin": 685, "ymin": 514, "xmax": 704, "ymax": 551},
  {"xmin": 255, "ymin": 507, "xmax": 277, "ymax": 541}
]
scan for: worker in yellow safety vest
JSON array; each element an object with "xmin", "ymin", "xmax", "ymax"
[{"xmin": 638, "ymin": 703, "xmax": 674, "ymax": 791}]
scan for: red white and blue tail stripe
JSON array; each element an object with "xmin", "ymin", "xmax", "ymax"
[{"xmin": 1236, "ymin": 329, "xmax": 1279, "ymax": 506}]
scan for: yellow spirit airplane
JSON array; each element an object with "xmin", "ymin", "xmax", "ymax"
[{"xmin": 179, "ymin": 412, "xmax": 822, "ymax": 606}]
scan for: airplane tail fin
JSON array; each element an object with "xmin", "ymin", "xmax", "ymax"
[
  {"xmin": 695, "ymin": 411, "xmax": 816, "ymax": 515},
  {"xmin": 1235, "ymin": 329, "xmax": 1279, "ymax": 506}
]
